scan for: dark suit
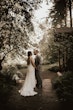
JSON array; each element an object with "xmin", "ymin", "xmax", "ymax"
[{"xmin": 35, "ymin": 55, "xmax": 42, "ymax": 88}]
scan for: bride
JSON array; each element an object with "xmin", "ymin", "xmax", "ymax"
[{"xmin": 19, "ymin": 51, "xmax": 37, "ymax": 96}]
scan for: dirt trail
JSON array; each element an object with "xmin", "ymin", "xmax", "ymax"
[{"xmin": 0, "ymin": 66, "xmax": 72, "ymax": 110}]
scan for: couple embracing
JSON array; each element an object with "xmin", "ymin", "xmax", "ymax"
[{"xmin": 19, "ymin": 49, "xmax": 42, "ymax": 96}]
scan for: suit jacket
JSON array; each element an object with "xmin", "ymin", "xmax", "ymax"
[{"xmin": 35, "ymin": 55, "xmax": 41, "ymax": 71}]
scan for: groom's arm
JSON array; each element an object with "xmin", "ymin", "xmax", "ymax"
[
  {"xmin": 35, "ymin": 56, "xmax": 41, "ymax": 70},
  {"xmin": 36, "ymin": 56, "xmax": 41, "ymax": 65}
]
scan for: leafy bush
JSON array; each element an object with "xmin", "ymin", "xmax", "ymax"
[
  {"xmin": 0, "ymin": 73, "xmax": 13, "ymax": 102},
  {"xmin": 49, "ymin": 57, "xmax": 58, "ymax": 64},
  {"xmin": 67, "ymin": 58, "xmax": 73, "ymax": 71},
  {"xmin": 16, "ymin": 64, "xmax": 27, "ymax": 69},
  {"xmin": 49, "ymin": 66, "xmax": 60, "ymax": 72},
  {"xmin": 1, "ymin": 66, "xmax": 16, "ymax": 77},
  {"xmin": 52, "ymin": 71, "xmax": 73, "ymax": 102},
  {"xmin": 1, "ymin": 65, "xmax": 23, "ymax": 81}
]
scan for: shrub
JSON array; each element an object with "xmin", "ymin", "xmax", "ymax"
[
  {"xmin": 0, "ymin": 73, "xmax": 13, "ymax": 102},
  {"xmin": 52, "ymin": 71, "xmax": 73, "ymax": 102},
  {"xmin": 16, "ymin": 64, "xmax": 27, "ymax": 69},
  {"xmin": 49, "ymin": 66, "xmax": 60, "ymax": 72},
  {"xmin": 1, "ymin": 65, "xmax": 23, "ymax": 82}
]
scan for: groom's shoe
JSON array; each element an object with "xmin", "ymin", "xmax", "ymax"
[
  {"xmin": 36, "ymin": 84, "xmax": 39, "ymax": 88},
  {"xmin": 38, "ymin": 85, "xmax": 42, "ymax": 89},
  {"xmin": 36, "ymin": 84, "xmax": 42, "ymax": 89}
]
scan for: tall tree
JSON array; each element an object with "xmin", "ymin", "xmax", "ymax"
[
  {"xmin": 0, "ymin": 0, "xmax": 42, "ymax": 70},
  {"xmin": 68, "ymin": 0, "xmax": 73, "ymax": 27},
  {"xmin": 49, "ymin": 0, "xmax": 73, "ymax": 27},
  {"xmin": 49, "ymin": 0, "xmax": 67, "ymax": 27}
]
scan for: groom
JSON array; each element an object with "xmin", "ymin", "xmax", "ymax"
[{"xmin": 34, "ymin": 49, "xmax": 42, "ymax": 89}]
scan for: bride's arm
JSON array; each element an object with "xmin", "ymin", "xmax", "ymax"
[{"xmin": 30, "ymin": 57, "xmax": 36, "ymax": 68}]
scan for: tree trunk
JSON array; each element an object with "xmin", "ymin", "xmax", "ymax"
[
  {"xmin": 0, "ymin": 61, "xmax": 2, "ymax": 71},
  {"xmin": 64, "ymin": 3, "xmax": 67, "ymax": 27},
  {"xmin": 58, "ymin": 48, "xmax": 61, "ymax": 71},
  {"xmin": 65, "ymin": 17, "xmax": 67, "ymax": 27},
  {"xmin": 0, "ymin": 49, "xmax": 15, "ymax": 71},
  {"xmin": 66, "ymin": 47, "xmax": 69, "ymax": 68},
  {"xmin": 63, "ymin": 53, "xmax": 65, "ymax": 69},
  {"xmin": 68, "ymin": 0, "xmax": 72, "ymax": 27},
  {"xmin": 64, "ymin": 9, "xmax": 67, "ymax": 27},
  {"xmin": 0, "ymin": 56, "xmax": 5, "ymax": 71}
]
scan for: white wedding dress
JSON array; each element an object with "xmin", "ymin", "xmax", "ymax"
[{"xmin": 19, "ymin": 56, "xmax": 37, "ymax": 96}]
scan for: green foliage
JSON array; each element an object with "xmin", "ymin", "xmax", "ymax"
[
  {"xmin": 49, "ymin": 66, "xmax": 60, "ymax": 72},
  {"xmin": 1, "ymin": 66, "xmax": 17, "ymax": 78},
  {"xmin": 1, "ymin": 65, "xmax": 23, "ymax": 80},
  {"xmin": 48, "ymin": 48, "xmax": 59, "ymax": 64},
  {"xmin": 55, "ymin": 32, "xmax": 73, "ymax": 71},
  {"xmin": 49, "ymin": 0, "xmax": 67, "ymax": 27},
  {"xmin": 52, "ymin": 71, "xmax": 73, "ymax": 102},
  {"xmin": 0, "ymin": 0, "xmax": 32, "ymax": 51},
  {"xmin": 0, "ymin": 73, "xmax": 14, "ymax": 102},
  {"xmin": 16, "ymin": 64, "xmax": 27, "ymax": 69},
  {"xmin": 40, "ymin": 31, "xmax": 59, "ymax": 64},
  {"xmin": 67, "ymin": 57, "xmax": 73, "ymax": 71},
  {"xmin": 49, "ymin": 0, "xmax": 73, "ymax": 27},
  {"xmin": 0, "ymin": 0, "xmax": 43, "ymax": 69}
]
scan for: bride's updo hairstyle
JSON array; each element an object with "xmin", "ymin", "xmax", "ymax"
[{"xmin": 27, "ymin": 51, "xmax": 32, "ymax": 65}]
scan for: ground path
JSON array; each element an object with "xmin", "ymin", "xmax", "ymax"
[{"xmin": 0, "ymin": 65, "xmax": 73, "ymax": 110}]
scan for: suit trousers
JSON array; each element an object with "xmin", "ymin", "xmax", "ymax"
[{"xmin": 35, "ymin": 69, "xmax": 42, "ymax": 87}]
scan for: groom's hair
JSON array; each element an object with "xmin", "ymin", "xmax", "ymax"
[
  {"xmin": 34, "ymin": 49, "xmax": 39, "ymax": 54},
  {"xmin": 36, "ymin": 50, "xmax": 39, "ymax": 53}
]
